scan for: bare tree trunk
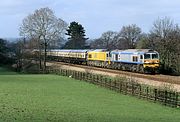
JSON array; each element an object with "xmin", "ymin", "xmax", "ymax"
[
  {"xmin": 38, "ymin": 38, "xmax": 42, "ymax": 71},
  {"xmin": 43, "ymin": 40, "xmax": 47, "ymax": 73},
  {"xmin": 44, "ymin": 44, "xmax": 47, "ymax": 72},
  {"xmin": 39, "ymin": 49, "xmax": 42, "ymax": 70}
]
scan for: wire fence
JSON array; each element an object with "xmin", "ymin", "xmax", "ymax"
[{"xmin": 47, "ymin": 68, "xmax": 180, "ymax": 108}]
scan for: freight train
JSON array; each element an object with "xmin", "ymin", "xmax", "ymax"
[{"xmin": 41, "ymin": 49, "xmax": 159, "ymax": 74}]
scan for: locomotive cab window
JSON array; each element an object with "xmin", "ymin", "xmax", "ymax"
[
  {"xmin": 88, "ymin": 54, "xmax": 92, "ymax": 58},
  {"xmin": 152, "ymin": 53, "xmax": 159, "ymax": 59},
  {"xmin": 109, "ymin": 53, "xmax": 112, "ymax": 57},
  {"xmin": 144, "ymin": 54, "xmax": 151, "ymax": 59}
]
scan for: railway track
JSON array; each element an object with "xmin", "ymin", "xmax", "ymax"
[{"xmin": 48, "ymin": 61, "xmax": 180, "ymax": 85}]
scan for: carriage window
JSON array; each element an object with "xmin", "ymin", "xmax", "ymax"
[
  {"xmin": 106, "ymin": 53, "xmax": 109, "ymax": 58},
  {"xmin": 133, "ymin": 56, "xmax": 138, "ymax": 62},
  {"xmin": 115, "ymin": 54, "xmax": 118, "ymax": 60}
]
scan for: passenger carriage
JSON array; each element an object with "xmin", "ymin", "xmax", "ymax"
[{"xmin": 47, "ymin": 49, "xmax": 88, "ymax": 64}]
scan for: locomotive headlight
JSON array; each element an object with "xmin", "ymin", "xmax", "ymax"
[
  {"xmin": 144, "ymin": 61, "xmax": 149, "ymax": 63},
  {"xmin": 154, "ymin": 60, "xmax": 159, "ymax": 63}
]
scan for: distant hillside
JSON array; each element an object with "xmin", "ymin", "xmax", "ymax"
[{"xmin": 3, "ymin": 37, "xmax": 20, "ymax": 42}]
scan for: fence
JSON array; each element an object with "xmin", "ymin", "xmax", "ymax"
[{"xmin": 47, "ymin": 68, "xmax": 180, "ymax": 108}]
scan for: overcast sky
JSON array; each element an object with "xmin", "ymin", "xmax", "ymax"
[{"xmin": 0, "ymin": 0, "xmax": 180, "ymax": 39}]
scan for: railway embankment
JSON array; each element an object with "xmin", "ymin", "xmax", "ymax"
[{"xmin": 46, "ymin": 61, "xmax": 180, "ymax": 92}]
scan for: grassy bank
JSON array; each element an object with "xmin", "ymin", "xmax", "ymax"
[{"xmin": 0, "ymin": 67, "xmax": 179, "ymax": 121}]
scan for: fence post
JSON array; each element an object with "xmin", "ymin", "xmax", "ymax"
[
  {"xmin": 79, "ymin": 71, "xmax": 81, "ymax": 80},
  {"xmin": 119, "ymin": 81, "xmax": 122, "ymax": 93},
  {"xmin": 93, "ymin": 75, "xmax": 96, "ymax": 84},
  {"xmin": 67, "ymin": 69, "xmax": 69, "ymax": 76},
  {"xmin": 78, "ymin": 71, "xmax": 80, "ymax": 80},
  {"xmin": 77, "ymin": 71, "xmax": 79, "ymax": 80},
  {"xmin": 81, "ymin": 72, "xmax": 83, "ymax": 80},
  {"xmin": 154, "ymin": 89, "xmax": 157, "ymax": 102},
  {"xmin": 125, "ymin": 82, "xmax": 127, "ymax": 95},
  {"xmin": 83, "ymin": 72, "xmax": 85, "ymax": 80},
  {"xmin": 62, "ymin": 69, "xmax": 64, "ymax": 76},
  {"xmin": 80, "ymin": 72, "xmax": 82, "ymax": 80},
  {"xmin": 92, "ymin": 74, "xmax": 95, "ymax": 84},
  {"xmin": 70, "ymin": 70, "xmax": 73, "ymax": 77},
  {"xmin": 105, "ymin": 78, "xmax": 107, "ymax": 88},
  {"xmin": 109, "ymin": 79, "xmax": 111, "ymax": 89},
  {"xmin": 132, "ymin": 82, "xmax": 134, "ymax": 96},
  {"xmin": 146, "ymin": 87, "xmax": 149, "ymax": 99},
  {"xmin": 114, "ymin": 80, "xmax": 117, "ymax": 91},
  {"xmin": 100, "ymin": 75, "xmax": 103, "ymax": 86},
  {"xmin": 97, "ymin": 75, "xmax": 99, "ymax": 85},
  {"xmin": 175, "ymin": 92, "xmax": 178, "ymax": 108},
  {"xmin": 75, "ymin": 71, "xmax": 77, "ymax": 79},
  {"xmin": 61, "ymin": 69, "xmax": 63, "ymax": 76},
  {"xmin": 87, "ymin": 73, "xmax": 90, "ymax": 82},
  {"xmin": 139, "ymin": 85, "xmax": 142, "ymax": 98},
  {"xmin": 65, "ymin": 70, "xmax": 68, "ymax": 76},
  {"xmin": 72, "ymin": 70, "xmax": 75, "ymax": 78},
  {"xmin": 89, "ymin": 74, "xmax": 92, "ymax": 83},
  {"xmin": 164, "ymin": 90, "xmax": 167, "ymax": 106}
]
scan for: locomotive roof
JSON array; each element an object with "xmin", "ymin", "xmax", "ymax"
[
  {"xmin": 111, "ymin": 49, "xmax": 158, "ymax": 54},
  {"xmin": 48, "ymin": 49, "xmax": 89, "ymax": 53},
  {"xmin": 70, "ymin": 50, "xmax": 89, "ymax": 52},
  {"xmin": 89, "ymin": 49, "xmax": 107, "ymax": 52},
  {"xmin": 124, "ymin": 49, "xmax": 155, "ymax": 52}
]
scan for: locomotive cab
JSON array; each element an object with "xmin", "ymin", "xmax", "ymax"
[{"xmin": 143, "ymin": 52, "xmax": 159, "ymax": 73}]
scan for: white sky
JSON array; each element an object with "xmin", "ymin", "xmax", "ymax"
[{"xmin": 0, "ymin": 0, "xmax": 180, "ymax": 39}]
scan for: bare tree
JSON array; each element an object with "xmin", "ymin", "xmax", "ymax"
[
  {"xmin": 150, "ymin": 17, "xmax": 174, "ymax": 39},
  {"xmin": 119, "ymin": 24, "xmax": 141, "ymax": 49},
  {"xmin": 90, "ymin": 38, "xmax": 103, "ymax": 49},
  {"xmin": 101, "ymin": 31, "xmax": 118, "ymax": 50},
  {"xmin": 20, "ymin": 7, "xmax": 67, "ymax": 71},
  {"xmin": 13, "ymin": 40, "xmax": 24, "ymax": 72},
  {"xmin": 115, "ymin": 37, "xmax": 131, "ymax": 49},
  {"xmin": 136, "ymin": 33, "xmax": 150, "ymax": 49},
  {"xmin": 149, "ymin": 17, "xmax": 180, "ymax": 75},
  {"xmin": 90, "ymin": 31, "xmax": 118, "ymax": 50}
]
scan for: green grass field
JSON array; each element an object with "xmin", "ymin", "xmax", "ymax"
[{"xmin": 0, "ymin": 67, "xmax": 179, "ymax": 122}]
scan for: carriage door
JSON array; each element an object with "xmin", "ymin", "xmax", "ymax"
[
  {"xmin": 139, "ymin": 55, "xmax": 143, "ymax": 63},
  {"xmin": 106, "ymin": 52, "xmax": 109, "ymax": 61},
  {"xmin": 106, "ymin": 52, "xmax": 111, "ymax": 64},
  {"xmin": 115, "ymin": 54, "xmax": 118, "ymax": 61}
]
